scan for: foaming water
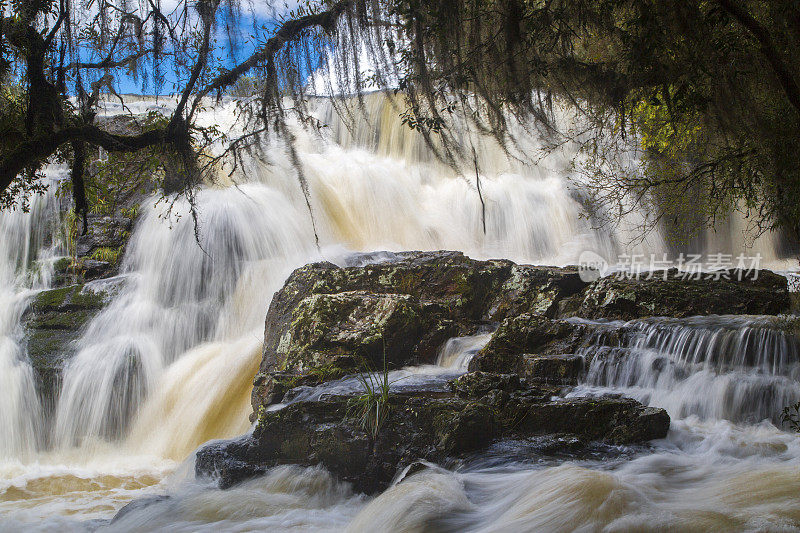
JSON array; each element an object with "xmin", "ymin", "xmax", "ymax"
[
  {"xmin": 102, "ymin": 465, "xmax": 364, "ymax": 533},
  {"xmin": 326, "ymin": 419, "xmax": 800, "ymax": 532},
  {"xmin": 578, "ymin": 315, "xmax": 800, "ymax": 424},
  {"xmin": 436, "ymin": 333, "xmax": 492, "ymax": 370},
  {"xmin": 1, "ymin": 95, "xmax": 799, "ymax": 529},
  {"xmin": 0, "ymin": 451, "xmax": 176, "ymax": 528},
  {"xmin": 124, "ymin": 336, "xmax": 262, "ymax": 459},
  {"xmin": 54, "ymin": 184, "xmax": 316, "ymax": 448},
  {"xmin": 0, "ymin": 177, "xmax": 65, "ymax": 458}
]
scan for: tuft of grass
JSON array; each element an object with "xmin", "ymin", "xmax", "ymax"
[
  {"xmin": 347, "ymin": 347, "xmax": 405, "ymax": 440},
  {"xmin": 90, "ymin": 246, "xmax": 122, "ymax": 265},
  {"xmin": 121, "ymin": 203, "xmax": 140, "ymax": 220}
]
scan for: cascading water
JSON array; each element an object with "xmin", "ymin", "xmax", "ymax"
[
  {"xmin": 0, "ymin": 176, "xmax": 65, "ymax": 458},
  {"xmin": 435, "ymin": 333, "xmax": 493, "ymax": 370},
  {"xmin": 1, "ymin": 94, "xmax": 799, "ymax": 530},
  {"xmin": 55, "ymin": 184, "xmax": 317, "ymax": 452},
  {"xmin": 49, "ymin": 93, "xmax": 660, "ymax": 456},
  {"xmin": 577, "ymin": 316, "xmax": 800, "ymax": 424}
]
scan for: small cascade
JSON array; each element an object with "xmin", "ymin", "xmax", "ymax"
[
  {"xmin": 581, "ymin": 316, "xmax": 800, "ymax": 424},
  {"xmin": 53, "ymin": 184, "xmax": 316, "ymax": 449},
  {"xmin": 435, "ymin": 333, "xmax": 493, "ymax": 371}
]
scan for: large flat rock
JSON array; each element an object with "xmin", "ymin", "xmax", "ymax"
[
  {"xmin": 253, "ymin": 251, "xmax": 588, "ymax": 412},
  {"xmin": 198, "ymin": 372, "xmax": 669, "ymax": 494}
]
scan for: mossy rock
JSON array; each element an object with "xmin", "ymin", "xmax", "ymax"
[
  {"xmin": 469, "ymin": 314, "xmax": 596, "ymax": 374},
  {"xmin": 488, "ymin": 264, "xmax": 588, "ymax": 320},
  {"xmin": 30, "ymin": 284, "xmax": 109, "ymax": 313},
  {"xmin": 573, "ymin": 268, "xmax": 790, "ymax": 320},
  {"xmin": 24, "ymin": 284, "xmax": 111, "ymax": 407},
  {"xmin": 254, "ymin": 252, "xmax": 593, "ymax": 414},
  {"xmin": 279, "ymin": 291, "xmax": 424, "ymax": 373},
  {"xmin": 199, "ymin": 374, "xmax": 669, "ymax": 494}
]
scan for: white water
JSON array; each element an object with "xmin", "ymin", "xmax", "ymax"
[
  {"xmin": 577, "ymin": 315, "xmax": 800, "ymax": 425},
  {"xmin": 0, "ymin": 174, "xmax": 65, "ymax": 458},
  {"xmin": 1, "ymin": 94, "xmax": 799, "ymax": 530}
]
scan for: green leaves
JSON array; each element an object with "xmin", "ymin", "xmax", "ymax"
[{"xmin": 347, "ymin": 345, "xmax": 405, "ymax": 440}]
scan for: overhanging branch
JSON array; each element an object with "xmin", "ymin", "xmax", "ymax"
[
  {"xmin": 191, "ymin": 0, "xmax": 351, "ymax": 109},
  {"xmin": 716, "ymin": 0, "xmax": 800, "ymax": 116}
]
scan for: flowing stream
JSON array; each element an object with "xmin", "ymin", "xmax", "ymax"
[{"xmin": 1, "ymin": 94, "xmax": 799, "ymax": 531}]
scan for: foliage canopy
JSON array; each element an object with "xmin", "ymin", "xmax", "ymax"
[{"xmin": 1, "ymin": 0, "xmax": 799, "ymax": 242}]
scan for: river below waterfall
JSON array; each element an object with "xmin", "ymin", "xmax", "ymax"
[{"xmin": 1, "ymin": 95, "xmax": 799, "ymax": 531}]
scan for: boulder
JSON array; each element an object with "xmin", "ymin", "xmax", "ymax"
[
  {"xmin": 252, "ymin": 253, "xmax": 790, "ymax": 415},
  {"xmin": 468, "ymin": 314, "xmax": 601, "ymax": 375},
  {"xmin": 572, "ymin": 268, "xmax": 790, "ymax": 320},
  {"xmin": 23, "ymin": 283, "xmax": 112, "ymax": 410},
  {"xmin": 252, "ymin": 251, "xmax": 589, "ymax": 413},
  {"xmin": 198, "ymin": 373, "xmax": 669, "ymax": 494},
  {"xmin": 276, "ymin": 291, "xmax": 424, "ymax": 374},
  {"xmin": 488, "ymin": 264, "xmax": 587, "ymax": 320}
]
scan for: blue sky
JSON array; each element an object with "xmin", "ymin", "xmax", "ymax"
[{"xmin": 113, "ymin": 12, "xmax": 268, "ymax": 95}]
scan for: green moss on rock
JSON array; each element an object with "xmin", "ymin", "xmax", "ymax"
[
  {"xmin": 200, "ymin": 372, "xmax": 669, "ymax": 493},
  {"xmin": 24, "ymin": 284, "xmax": 111, "ymax": 405}
]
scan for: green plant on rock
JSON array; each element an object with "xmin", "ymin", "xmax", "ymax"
[
  {"xmin": 306, "ymin": 363, "xmax": 347, "ymax": 384},
  {"xmin": 90, "ymin": 246, "xmax": 122, "ymax": 265},
  {"xmin": 121, "ymin": 204, "xmax": 141, "ymax": 220},
  {"xmin": 348, "ymin": 346, "xmax": 402, "ymax": 440},
  {"xmin": 255, "ymin": 405, "xmax": 268, "ymax": 427}
]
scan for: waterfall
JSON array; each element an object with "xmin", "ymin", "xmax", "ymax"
[
  {"xmin": 54, "ymin": 184, "xmax": 316, "ymax": 451},
  {"xmin": 579, "ymin": 316, "xmax": 800, "ymax": 424},
  {"xmin": 50, "ymin": 95, "xmax": 669, "ymax": 454},
  {"xmin": 2, "ymin": 94, "xmax": 800, "ymax": 528},
  {"xmin": 0, "ymin": 175, "xmax": 65, "ymax": 457},
  {"xmin": 37, "ymin": 94, "xmax": 800, "ymax": 453}
]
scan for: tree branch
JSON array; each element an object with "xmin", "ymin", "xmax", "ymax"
[
  {"xmin": 68, "ymin": 49, "xmax": 152, "ymax": 71},
  {"xmin": 191, "ymin": 0, "xmax": 351, "ymax": 108},
  {"xmin": 716, "ymin": 0, "xmax": 800, "ymax": 116},
  {"xmin": 0, "ymin": 126, "xmax": 167, "ymax": 194},
  {"xmin": 173, "ymin": 0, "xmax": 219, "ymax": 122}
]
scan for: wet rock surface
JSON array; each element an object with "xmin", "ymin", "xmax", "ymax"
[
  {"xmin": 468, "ymin": 314, "xmax": 594, "ymax": 375},
  {"xmin": 201, "ymin": 251, "xmax": 790, "ymax": 496},
  {"xmin": 571, "ymin": 268, "xmax": 790, "ymax": 320},
  {"xmin": 75, "ymin": 215, "xmax": 133, "ymax": 259},
  {"xmin": 254, "ymin": 253, "xmax": 789, "ymax": 413},
  {"xmin": 197, "ymin": 372, "xmax": 669, "ymax": 494},
  {"xmin": 23, "ymin": 283, "xmax": 114, "ymax": 410},
  {"xmin": 253, "ymin": 251, "xmax": 589, "ymax": 411}
]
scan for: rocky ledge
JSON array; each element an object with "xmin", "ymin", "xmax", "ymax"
[
  {"xmin": 195, "ymin": 250, "xmax": 790, "ymax": 494},
  {"xmin": 251, "ymin": 251, "xmax": 789, "ymax": 411},
  {"xmin": 23, "ymin": 281, "xmax": 115, "ymax": 413},
  {"xmin": 196, "ymin": 372, "xmax": 668, "ymax": 493}
]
